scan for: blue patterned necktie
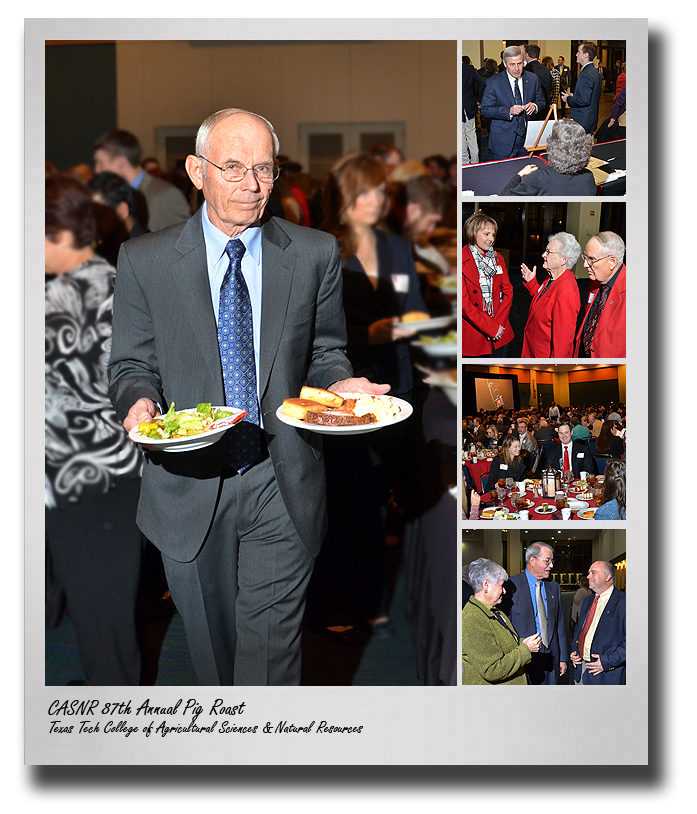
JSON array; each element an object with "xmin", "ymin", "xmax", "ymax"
[
  {"xmin": 513, "ymin": 78, "xmax": 527, "ymax": 135},
  {"xmin": 218, "ymin": 238, "xmax": 261, "ymax": 474}
]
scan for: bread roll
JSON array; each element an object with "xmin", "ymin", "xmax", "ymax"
[
  {"xmin": 401, "ymin": 310, "xmax": 430, "ymax": 323},
  {"xmin": 281, "ymin": 398, "xmax": 328, "ymax": 420},
  {"xmin": 299, "ymin": 386, "xmax": 344, "ymax": 408}
]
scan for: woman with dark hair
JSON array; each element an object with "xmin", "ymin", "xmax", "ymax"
[
  {"xmin": 309, "ymin": 152, "xmax": 428, "ymax": 641},
  {"xmin": 45, "ymin": 173, "xmax": 144, "ymax": 685},
  {"xmin": 542, "ymin": 56, "xmax": 561, "ymax": 109},
  {"xmin": 462, "ymin": 212, "xmax": 514, "ymax": 357},
  {"xmin": 594, "ymin": 459, "xmax": 626, "ymax": 519},
  {"xmin": 484, "ymin": 435, "xmax": 527, "ymax": 490},
  {"xmin": 595, "ymin": 419, "xmax": 625, "ymax": 459},
  {"xmin": 499, "ymin": 119, "xmax": 597, "ymax": 196}
]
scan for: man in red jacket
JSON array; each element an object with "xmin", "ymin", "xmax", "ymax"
[{"xmin": 574, "ymin": 232, "xmax": 626, "ymax": 358}]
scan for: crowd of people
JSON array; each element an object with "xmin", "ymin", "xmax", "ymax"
[
  {"xmin": 45, "ymin": 108, "xmax": 457, "ymax": 685},
  {"xmin": 462, "ymin": 547, "xmax": 626, "ymax": 685},
  {"xmin": 462, "ymin": 43, "xmax": 626, "ymax": 195},
  {"xmin": 462, "ymin": 211, "xmax": 626, "ymax": 358},
  {"xmin": 462, "ymin": 402, "xmax": 627, "ymax": 520}
]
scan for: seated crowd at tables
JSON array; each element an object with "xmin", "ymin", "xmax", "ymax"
[{"xmin": 462, "ymin": 402, "xmax": 626, "ymax": 520}]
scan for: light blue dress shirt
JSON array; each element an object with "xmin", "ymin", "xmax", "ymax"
[{"xmin": 200, "ymin": 201, "xmax": 263, "ymax": 407}]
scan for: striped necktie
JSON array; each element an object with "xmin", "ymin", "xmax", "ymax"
[
  {"xmin": 582, "ymin": 284, "xmax": 610, "ymax": 355},
  {"xmin": 577, "ymin": 594, "xmax": 599, "ymax": 657},
  {"xmin": 536, "ymin": 579, "xmax": 549, "ymax": 647},
  {"xmin": 513, "ymin": 78, "xmax": 527, "ymax": 135},
  {"xmin": 218, "ymin": 239, "xmax": 261, "ymax": 474}
]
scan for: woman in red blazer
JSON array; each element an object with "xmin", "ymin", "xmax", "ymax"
[
  {"xmin": 520, "ymin": 231, "xmax": 582, "ymax": 357},
  {"xmin": 462, "ymin": 213, "xmax": 514, "ymax": 357}
]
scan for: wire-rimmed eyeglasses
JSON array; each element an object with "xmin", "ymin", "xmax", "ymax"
[{"xmin": 197, "ymin": 155, "xmax": 280, "ymax": 184}]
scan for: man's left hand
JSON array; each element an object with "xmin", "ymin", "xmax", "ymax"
[
  {"xmin": 523, "ymin": 102, "xmax": 537, "ymax": 115},
  {"xmin": 329, "ymin": 377, "xmax": 391, "ymax": 396},
  {"xmin": 559, "ymin": 661, "xmax": 568, "ymax": 677},
  {"xmin": 587, "ymin": 655, "xmax": 605, "ymax": 675}
]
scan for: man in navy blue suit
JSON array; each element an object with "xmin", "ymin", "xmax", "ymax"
[
  {"xmin": 462, "ymin": 55, "xmax": 485, "ymax": 164},
  {"xmin": 561, "ymin": 42, "xmax": 603, "ymax": 134},
  {"xmin": 570, "ymin": 561, "xmax": 626, "ymax": 684},
  {"xmin": 480, "ymin": 45, "xmax": 546, "ymax": 161},
  {"xmin": 500, "ymin": 542, "xmax": 568, "ymax": 684},
  {"xmin": 522, "ymin": 44, "xmax": 552, "ymax": 120}
]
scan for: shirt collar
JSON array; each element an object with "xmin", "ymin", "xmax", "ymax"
[
  {"xmin": 131, "ymin": 169, "xmax": 145, "ymax": 189},
  {"xmin": 200, "ymin": 201, "xmax": 263, "ymax": 268}
]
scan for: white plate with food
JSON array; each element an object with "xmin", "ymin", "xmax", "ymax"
[
  {"xmin": 578, "ymin": 507, "xmax": 598, "ymax": 520},
  {"xmin": 565, "ymin": 498, "xmax": 590, "ymax": 511},
  {"xmin": 128, "ymin": 404, "xmax": 248, "ymax": 452},
  {"xmin": 393, "ymin": 314, "xmax": 455, "ymax": 332},
  {"xmin": 480, "ymin": 508, "xmax": 519, "ymax": 521},
  {"xmin": 277, "ymin": 388, "xmax": 413, "ymax": 435},
  {"xmin": 534, "ymin": 503, "xmax": 557, "ymax": 514},
  {"xmin": 411, "ymin": 331, "xmax": 458, "ymax": 357}
]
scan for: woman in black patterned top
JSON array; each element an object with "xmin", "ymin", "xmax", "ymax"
[{"xmin": 45, "ymin": 173, "xmax": 144, "ymax": 685}]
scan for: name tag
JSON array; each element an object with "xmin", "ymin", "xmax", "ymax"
[
  {"xmin": 392, "ymin": 274, "xmax": 410, "ymax": 293},
  {"xmin": 577, "ymin": 453, "xmax": 584, "ymax": 458},
  {"xmin": 588, "ymin": 291, "xmax": 596, "ymax": 304},
  {"xmin": 500, "ymin": 464, "xmax": 508, "ymax": 470},
  {"xmin": 495, "ymin": 265, "xmax": 503, "ymax": 275}
]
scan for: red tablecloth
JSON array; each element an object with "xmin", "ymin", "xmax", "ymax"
[{"xmin": 473, "ymin": 483, "xmax": 603, "ymax": 521}]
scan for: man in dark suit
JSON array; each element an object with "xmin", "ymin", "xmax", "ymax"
[
  {"xmin": 462, "ymin": 55, "xmax": 486, "ymax": 164},
  {"xmin": 570, "ymin": 561, "xmax": 626, "ymax": 684},
  {"xmin": 522, "ymin": 44, "xmax": 552, "ymax": 119},
  {"xmin": 108, "ymin": 108, "xmax": 388, "ymax": 686},
  {"xmin": 555, "ymin": 422, "xmax": 595, "ymax": 477},
  {"xmin": 481, "ymin": 45, "xmax": 546, "ymax": 161},
  {"xmin": 500, "ymin": 542, "xmax": 568, "ymax": 684},
  {"xmin": 557, "ymin": 56, "xmax": 571, "ymax": 114},
  {"xmin": 561, "ymin": 42, "xmax": 603, "ymax": 133}
]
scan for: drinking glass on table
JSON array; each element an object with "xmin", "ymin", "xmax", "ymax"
[
  {"xmin": 489, "ymin": 488, "xmax": 498, "ymax": 505},
  {"xmin": 555, "ymin": 491, "xmax": 567, "ymax": 512},
  {"xmin": 563, "ymin": 470, "xmax": 573, "ymax": 491},
  {"xmin": 592, "ymin": 484, "xmax": 604, "ymax": 506},
  {"xmin": 506, "ymin": 477, "xmax": 514, "ymax": 492}
]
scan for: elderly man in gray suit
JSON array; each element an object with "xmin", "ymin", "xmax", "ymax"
[{"xmin": 109, "ymin": 108, "xmax": 387, "ymax": 686}]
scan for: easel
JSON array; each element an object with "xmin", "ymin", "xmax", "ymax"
[{"xmin": 525, "ymin": 103, "xmax": 558, "ymax": 154}]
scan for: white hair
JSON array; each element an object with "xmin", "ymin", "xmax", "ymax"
[
  {"xmin": 195, "ymin": 108, "xmax": 280, "ymax": 161},
  {"xmin": 467, "ymin": 558, "xmax": 508, "ymax": 593},
  {"xmin": 593, "ymin": 231, "xmax": 625, "ymax": 266},
  {"xmin": 548, "ymin": 231, "xmax": 582, "ymax": 269}
]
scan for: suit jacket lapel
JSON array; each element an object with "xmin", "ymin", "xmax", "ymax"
[
  {"xmin": 170, "ymin": 211, "xmax": 225, "ymax": 400},
  {"xmin": 259, "ymin": 216, "xmax": 295, "ymax": 399}
]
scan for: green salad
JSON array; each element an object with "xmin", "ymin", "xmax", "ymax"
[{"xmin": 137, "ymin": 403, "xmax": 236, "ymax": 440}]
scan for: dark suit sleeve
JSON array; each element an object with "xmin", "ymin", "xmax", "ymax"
[
  {"xmin": 481, "ymin": 77, "xmax": 511, "ymax": 121},
  {"xmin": 108, "ymin": 240, "xmax": 165, "ymax": 421},
  {"xmin": 567, "ymin": 69, "xmax": 594, "ymax": 109},
  {"xmin": 306, "ymin": 235, "xmax": 356, "ymax": 389},
  {"xmin": 552, "ymin": 584, "xmax": 568, "ymax": 663},
  {"xmin": 598, "ymin": 598, "xmax": 626, "ymax": 672}
]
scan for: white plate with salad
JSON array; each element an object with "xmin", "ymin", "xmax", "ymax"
[
  {"xmin": 411, "ymin": 330, "xmax": 458, "ymax": 357},
  {"xmin": 128, "ymin": 403, "xmax": 248, "ymax": 452}
]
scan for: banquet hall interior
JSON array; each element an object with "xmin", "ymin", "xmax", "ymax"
[
  {"xmin": 462, "ymin": 528, "xmax": 626, "ymax": 685},
  {"xmin": 44, "ymin": 39, "xmax": 459, "ymax": 687},
  {"xmin": 461, "ymin": 200, "xmax": 625, "ymax": 357},
  {"xmin": 461, "ymin": 363, "xmax": 626, "ymax": 520}
]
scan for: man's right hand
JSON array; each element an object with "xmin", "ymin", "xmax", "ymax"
[{"xmin": 124, "ymin": 398, "xmax": 160, "ymax": 433}]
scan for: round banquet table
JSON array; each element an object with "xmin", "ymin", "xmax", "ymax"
[{"xmin": 473, "ymin": 481, "xmax": 602, "ymax": 521}]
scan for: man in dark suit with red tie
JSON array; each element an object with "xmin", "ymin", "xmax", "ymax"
[
  {"xmin": 480, "ymin": 45, "xmax": 546, "ymax": 161},
  {"xmin": 570, "ymin": 561, "xmax": 626, "ymax": 684},
  {"xmin": 556, "ymin": 422, "xmax": 594, "ymax": 478}
]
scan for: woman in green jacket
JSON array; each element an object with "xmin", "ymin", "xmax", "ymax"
[{"xmin": 462, "ymin": 559, "xmax": 541, "ymax": 685}]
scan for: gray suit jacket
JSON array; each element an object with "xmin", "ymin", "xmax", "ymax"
[
  {"xmin": 108, "ymin": 209, "xmax": 354, "ymax": 562},
  {"xmin": 139, "ymin": 172, "xmax": 192, "ymax": 233}
]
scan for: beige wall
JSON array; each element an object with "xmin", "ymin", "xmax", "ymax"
[
  {"xmin": 566, "ymin": 202, "xmax": 603, "ymax": 279},
  {"xmin": 115, "ymin": 40, "xmax": 456, "ymax": 169}
]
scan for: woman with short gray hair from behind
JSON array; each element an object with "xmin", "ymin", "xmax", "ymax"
[
  {"xmin": 499, "ymin": 119, "xmax": 597, "ymax": 196},
  {"xmin": 462, "ymin": 558, "xmax": 541, "ymax": 684}
]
